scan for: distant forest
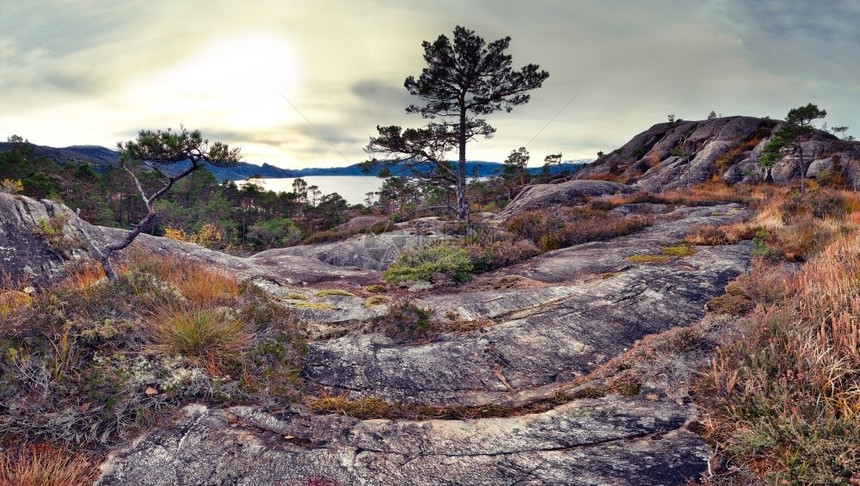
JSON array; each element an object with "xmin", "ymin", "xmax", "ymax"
[{"xmin": 0, "ymin": 140, "xmax": 580, "ymax": 253}]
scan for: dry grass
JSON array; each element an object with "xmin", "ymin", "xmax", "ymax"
[
  {"xmin": 0, "ymin": 443, "xmax": 99, "ymax": 486},
  {"xmin": 60, "ymin": 260, "xmax": 106, "ymax": 294},
  {"xmin": 124, "ymin": 247, "xmax": 240, "ymax": 305},
  {"xmin": 148, "ymin": 304, "xmax": 251, "ymax": 374},
  {"xmin": 659, "ymin": 181, "xmax": 748, "ymax": 206},
  {"xmin": 0, "ymin": 290, "xmax": 32, "ymax": 320},
  {"xmin": 697, "ymin": 191, "xmax": 860, "ymax": 484}
]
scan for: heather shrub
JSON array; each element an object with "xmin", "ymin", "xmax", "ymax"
[
  {"xmin": 696, "ymin": 231, "xmax": 860, "ymax": 483},
  {"xmin": 466, "ymin": 238, "xmax": 540, "ymax": 272},
  {"xmin": 683, "ymin": 224, "xmax": 729, "ymax": 245},
  {"xmin": 505, "ymin": 207, "xmax": 652, "ymax": 252},
  {"xmin": 0, "ymin": 251, "xmax": 304, "ymax": 452},
  {"xmin": 376, "ymin": 300, "xmax": 434, "ymax": 342}
]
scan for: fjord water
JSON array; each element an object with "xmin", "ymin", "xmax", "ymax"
[{"xmin": 245, "ymin": 176, "xmax": 386, "ymax": 205}]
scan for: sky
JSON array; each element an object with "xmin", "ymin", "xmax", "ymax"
[{"xmin": 1, "ymin": 0, "xmax": 858, "ymax": 169}]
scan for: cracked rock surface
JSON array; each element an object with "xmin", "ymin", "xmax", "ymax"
[
  {"xmin": 95, "ymin": 201, "xmax": 748, "ymax": 485},
  {"xmin": 97, "ymin": 397, "xmax": 708, "ymax": 486},
  {"xmin": 303, "ymin": 204, "xmax": 750, "ymax": 406}
]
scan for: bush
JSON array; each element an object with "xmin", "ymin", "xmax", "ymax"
[
  {"xmin": 506, "ymin": 207, "xmax": 652, "ymax": 252},
  {"xmin": 466, "ymin": 238, "xmax": 540, "ymax": 272},
  {"xmin": 0, "ymin": 251, "xmax": 304, "ymax": 451},
  {"xmin": 383, "ymin": 242, "xmax": 474, "ymax": 286},
  {"xmin": 696, "ymin": 231, "xmax": 860, "ymax": 483},
  {"xmin": 376, "ymin": 300, "xmax": 434, "ymax": 342},
  {"xmin": 683, "ymin": 224, "xmax": 729, "ymax": 246}
]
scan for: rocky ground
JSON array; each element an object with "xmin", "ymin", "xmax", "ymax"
[{"xmin": 0, "ymin": 188, "xmax": 750, "ymax": 485}]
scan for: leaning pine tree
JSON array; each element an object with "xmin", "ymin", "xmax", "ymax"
[
  {"xmin": 365, "ymin": 26, "xmax": 548, "ymax": 220},
  {"xmin": 82, "ymin": 127, "xmax": 240, "ymax": 280}
]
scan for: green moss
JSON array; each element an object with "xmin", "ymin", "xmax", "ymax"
[
  {"xmin": 364, "ymin": 295, "xmax": 389, "ymax": 307},
  {"xmin": 363, "ymin": 284, "xmax": 388, "ymax": 294},
  {"xmin": 315, "ymin": 289, "xmax": 356, "ymax": 298},
  {"xmin": 293, "ymin": 301, "xmax": 333, "ymax": 311},
  {"xmin": 626, "ymin": 254, "xmax": 670, "ymax": 264},
  {"xmin": 662, "ymin": 244, "xmax": 695, "ymax": 257}
]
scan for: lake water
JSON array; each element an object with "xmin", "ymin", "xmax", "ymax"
[{"xmin": 246, "ymin": 176, "xmax": 385, "ymax": 206}]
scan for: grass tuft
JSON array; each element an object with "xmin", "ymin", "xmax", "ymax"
[
  {"xmin": 0, "ymin": 443, "xmax": 98, "ymax": 486},
  {"xmin": 148, "ymin": 305, "xmax": 251, "ymax": 374}
]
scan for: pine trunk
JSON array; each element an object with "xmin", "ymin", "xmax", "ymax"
[{"xmin": 457, "ymin": 110, "xmax": 469, "ymax": 221}]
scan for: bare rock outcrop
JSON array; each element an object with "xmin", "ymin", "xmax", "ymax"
[
  {"xmin": 575, "ymin": 116, "xmax": 860, "ymax": 191},
  {"xmin": 499, "ymin": 179, "xmax": 634, "ymax": 217},
  {"xmin": 0, "ymin": 192, "xmax": 91, "ymax": 287},
  {"xmin": 97, "ymin": 397, "xmax": 709, "ymax": 486},
  {"xmin": 302, "ymin": 204, "xmax": 749, "ymax": 406},
  {"xmin": 2, "ymin": 192, "xmax": 755, "ymax": 484},
  {"xmin": 0, "ymin": 192, "xmax": 377, "ymax": 288}
]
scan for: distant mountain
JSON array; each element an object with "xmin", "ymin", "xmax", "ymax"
[
  {"xmin": 0, "ymin": 142, "xmax": 588, "ymax": 180},
  {"xmin": 0, "ymin": 143, "xmax": 122, "ymax": 170}
]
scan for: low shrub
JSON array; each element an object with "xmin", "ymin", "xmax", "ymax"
[
  {"xmin": 383, "ymin": 242, "xmax": 474, "ymax": 286},
  {"xmin": 706, "ymin": 294, "xmax": 754, "ymax": 316},
  {"xmin": 466, "ymin": 238, "xmax": 540, "ymax": 272},
  {"xmin": 696, "ymin": 230, "xmax": 860, "ymax": 483},
  {"xmin": 506, "ymin": 207, "xmax": 652, "ymax": 252},
  {"xmin": 0, "ymin": 252, "xmax": 305, "ymax": 451},
  {"xmin": 315, "ymin": 289, "xmax": 356, "ymax": 298},
  {"xmin": 683, "ymin": 224, "xmax": 729, "ymax": 246},
  {"xmin": 375, "ymin": 300, "xmax": 434, "ymax": 342}
]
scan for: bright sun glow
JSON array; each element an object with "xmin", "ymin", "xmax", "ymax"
[{"xmin": 124, "ymin": 32, "xmax": 301, "ymax": 130}]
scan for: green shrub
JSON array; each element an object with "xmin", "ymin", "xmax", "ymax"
[{"xmin": 384, "ymin": 242, "xmax": 474, "ymax": 285}]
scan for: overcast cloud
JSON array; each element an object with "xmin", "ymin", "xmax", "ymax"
[{"xmin": 0, "ymin": 0, "xmax": 857, "ymax": 168}]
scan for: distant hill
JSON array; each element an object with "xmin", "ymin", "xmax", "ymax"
[
  {"xmin": 0, "ymin": 143, "xmax": 122, "ymax": 170},
  {"xmin": 0, "ymin": 142, "xmax": 588, "ymax": 180}
]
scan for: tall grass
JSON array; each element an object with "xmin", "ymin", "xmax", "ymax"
[
  {"xmin": 123, "ymin": 247, "xmax": 240, "ymax": 306},
  {"xmin": 0, "ymin": 443, "xmax": 98, "ymax": 486},
  {"xmin": 696, "ymin": 186, "xmax": 860, "ymax": 484},
  {"xmin": 148, "ymin": 305, "xmax": 251, "ymax": 374}
]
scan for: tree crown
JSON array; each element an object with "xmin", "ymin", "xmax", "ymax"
[
  {"xmin": 404, "ymin": 26, "xmax": 549, "ymax": 120},
  {"xmin": 118, "ymin": 126, "xmax": 240, "ymax": 168}
]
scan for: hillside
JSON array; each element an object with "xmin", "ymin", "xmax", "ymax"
[
  {"xmin": 4, "ymin": 116, "xmax": 860, "ymax": 484},
  {"xmin": 575, "ymin": 115, "xmax": 860, "ymax": 191},
  {"xmin": 0, "ymin": 142, "xmax": 587, "ymax": 181}
]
